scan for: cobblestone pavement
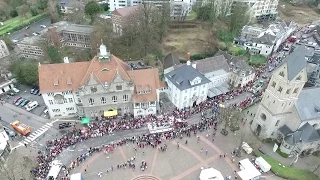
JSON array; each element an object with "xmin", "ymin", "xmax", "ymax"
[{"xmin": 69, "ymin": 130, "xmax": 285, "ymax": 180}]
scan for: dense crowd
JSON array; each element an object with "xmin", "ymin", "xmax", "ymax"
[{"xmin": 31, "ymin": 51, "xmax": 271, "ymax": 179}]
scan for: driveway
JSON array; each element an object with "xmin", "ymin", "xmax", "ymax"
[{"xmin": 10, "ymin": 18, "xmax": 51, "ymax": 41}]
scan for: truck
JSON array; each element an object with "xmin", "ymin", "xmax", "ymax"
[
  {"xmin": 70, "ymin": 173, "xmax": 84, "ymax": 180},
  {"xmin": 11, "ymin": 120, "xmax": 31, "ymax": 136}
]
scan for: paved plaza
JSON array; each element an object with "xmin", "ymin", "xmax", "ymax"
[{"xmin": 70, "ymin": 130, "xmax": 283, "ymax": 180}]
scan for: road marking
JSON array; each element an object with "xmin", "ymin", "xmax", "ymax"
[
  {"xmin": 20, "ymin": 123, "xmax": 53, "ymax": 145},
  {"xmin": 11, "ymin": 143, "xmax": 23, "ymax": 150}
]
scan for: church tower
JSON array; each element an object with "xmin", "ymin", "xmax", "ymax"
[{"xmin": 251, "ymin": 45, "xmax": 308, "ymax": 138}]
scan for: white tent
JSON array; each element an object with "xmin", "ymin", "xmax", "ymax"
[
  {"xmin": 70, "ymin": 173, "xmax": 83, "ymax": 180},
  {"xmin": 237, "ymin": 158, "xmax": 261, "ymax": 180},
  {"xmin": 255, "ymin": 157, "xmax": 271, "ymax": 172},
  {"xmin": 46, "ymin": 160, "xmax": 63, "ymax": 180},
  {"xmin": 199, "ymin": 168, "xmax": 224, "ymax": 180}
]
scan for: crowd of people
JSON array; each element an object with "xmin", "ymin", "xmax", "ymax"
[{"xmin": 31, "ymin": 53, "xmax": 272, "ymax": 179}]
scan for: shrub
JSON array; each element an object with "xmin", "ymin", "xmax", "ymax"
[
  {"xmin": 10, "ymin": 10, "xmax": 18, "ymax": 18},
  {"xmin": 190, "ymin": 53, "xmax": 206, "ymax": 60},
  {"xmin": 276, "ymin": 148, "xmax": 289, "ymax": 158},
  {"xmin": 217, "ymin": 42, "xmax": 227, "ymax": 51},
  {"xmin": 218, "ymin": 28, "xmax": 235, "ymax": 43},
  {"xmin": 262, "ymin": 138, "xmax": 274, "ymax": 143}
]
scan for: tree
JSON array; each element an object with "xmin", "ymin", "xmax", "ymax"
[
  {"xmin": 100, "ymin": 3, "xmax": 109, "ymax": 11},
  {"xmin": 84, "ymin": 1, "xmax": 101, "ymax": 23},
  {"xmin": 233, "ymin": 125, "xmax": 260, "ymax": 157},
  {"xmin": 46, "ymin": 46, "xmax": 62, "ymax": 64},
  {"xmin": 37, "ymin": 0, "xmax": 48, "ymax": 10},
  {"xmin": 218, "ymin": 106, "xmax": 241, "ymax": 135},
  {"xmin": 47, "ymin": 0, "xmax": 60, "ymax": 22},
  {"xmin": 1, "ymin": 36, "xmax": 14, "ymax": 51},
  {"xmin": 10, "ymin": 60, "xmax": 39, "ymax": 86},
  {"xmin": 9, "ymin": 10, "xmax": 18, "ymax": 18},
  {"xmin": 17, "ymin": 4, "xmax": 30, "ymax": 18},
  {"xmin": 227, "ymin": 2, "xmax": 250, "ymax": 34}
]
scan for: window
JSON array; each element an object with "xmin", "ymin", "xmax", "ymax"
[
  {"xmin": 271, "ymin": 82, "xmax": 276, "ymax": 88},
  {"xmin": 63, "ymin": 98, "xmax": 68, "ymax": 103},
  {"xmin": 286, "ymin": 89, "xmax": 291, "ymax": 94},
  {"xmin": 277, "ymin": 86, "xmax": 283, "ymax": 93},
  {"xmin": 296, "ymin": 75, "xmax": 301, "ymax": 80},
  {"xmin": 135, "ymin": 103, "xmax": 140, "ymax": 107},
  {"xmin": 101, "ymin": 97, "xmax": 107, "ymax": 104},
  {"xmin": 116, "ymin": 85, "xmax": 122, "ymax": 91},
  {"xmin": 279, "ymin": 71, "xmax": 284, "ymax": 77},
  {"xmin": 49, "ymin": 100, "xmax": 54, "ymax": 105},
  {"xmin": 123, "ymin": 95, "xmax": 128, "ymax": 102},
  {"xmin": 48, "ymin": 93, "xmax": 54, "ymax": 96},
  {"xmin": 275, "ymin": 120, "xmax": 280, "ymax": 126},
  {"xmin": 89, "ymin": 98, "xmax": 94, "ymax": 105},
  {"xmin": 68, "ymin": 98, "xmax": 73, "ymax": 103},
  {"xmin": 112, "ymin": 96, "xmax": 117, "ymax": 103},
  {"xmin": 293, "ymin": 88, "xmax": 299, "ymax": 93},
  {"xmin": 260, "ymin": 113, "xmax": 266, "ymax": 121},
  {"xmin": 52, "ymin": 109, "xmax": 60, "ymax": 112},
  {"xmin": 66, "ymin": 107, "xmax": 74, "ymax": 111},
  {"xmin": 78, "ymin": 98, "xmax": 82, "ymax": 103},
  {"xmin": 150, "ymin": 101, "xmax": 156, "ymax": 106}
]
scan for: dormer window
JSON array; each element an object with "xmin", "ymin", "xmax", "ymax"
[
  {"xmin": 116, "ymin": 85, "xmax": 122, "ymax": 91},
  {"xmin": 90, "ymin": 86, "xmax": 97, "ymax": 93},
  {"xmin": 279, "ymin": 71, "xmax": 284, "ymax": 77},
  {"xmin": 101, "ymin": 68, "xmax": 109, "ymax": 72}
]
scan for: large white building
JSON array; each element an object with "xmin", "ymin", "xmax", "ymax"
[
  {"xmin": 164, "ymin": 60, "xmax": 211, "ymax": 109},
  {"xmin": 251, "ymin": 45, "xmax": 320, "ymax": 156},
  {"xmin": 39, "ymin": 44, "xmax": 163, "ymax": 119},
  {"xmin": 0, "ymin": 40, "xmax": 9, "ymax": 59}
]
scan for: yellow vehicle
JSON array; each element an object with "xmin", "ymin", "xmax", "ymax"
[{"xmin": 11, "ymin": 120, "xmax": 31, "ymax": 136}]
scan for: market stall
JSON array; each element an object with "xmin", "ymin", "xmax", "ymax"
[
  {"xmin": 255, "ymin": 157, "xmax": 271, "ymax": 173},
  {"xmin": 237, "ymin": 158, "xmax": 261, "ymax": 180},
  {"xmin": 199, "ymin": 168, "xmax": 224, "ymax": 180}
]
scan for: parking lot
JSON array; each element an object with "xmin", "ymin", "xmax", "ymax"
[{"xmin": 3, "ymin": 84, "xmax": 47, "ymax": 117}]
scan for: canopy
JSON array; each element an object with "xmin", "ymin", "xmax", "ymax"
[
  {"xmin": 81, "ymin": 117, "xmax": 91, "ymax": 125},
  {"xmin": 104, "ymin": 109, "xmax": 117, "ymax": 117},
  {"xmin": 237, "ymin": 158, "xmax": 261, "ymax": 180},
  {"xmin": 199, "ymin": 168, "xmax": 224, "ymax": 180},
  {"xmin": 47, "ymin": 160, "xmax": 62, "ymax": 179},
  {"xmin": 70, "ymin": 173, "xmax": 83, "ymax": 180},
  {"xmin": 255, "ymin": 157, "xmax": 271, "ymax": 172}
]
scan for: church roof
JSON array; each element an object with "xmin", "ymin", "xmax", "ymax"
[
  {"xmin": 284, "ymin": 45, "xmax": 308, "ymax": 81},
  {"xmin": 165, "ymin": 64, "xmax": 210, "ymax": 91},
  {"xmin": 284, "ymin": 122, "xmax": 320, "ymax": 146},
  {"xmin": 295, "ymin": 87, "xmax": 320, "ymax": 121}
]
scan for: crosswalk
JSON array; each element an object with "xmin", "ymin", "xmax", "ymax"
[{"xmin": 22, "ymin": 123, "xmax": 53, "ymax": 145}]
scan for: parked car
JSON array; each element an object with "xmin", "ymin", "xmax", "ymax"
[
  {"xmin": 24, "ymin": 33, "xmax": 29, "ymax": 37},
  {"xmin": 32, "ymin": 33, "xmax": 38, "ymax": 36},
  {"xmin": 20, "ymin": 99, "xmax": 30, "ymax": 107},
  {"xmin": 3, "ymin": 127, "xmax": 17, "ymax": 137},
  {"xmin": 33, "ymin": 89, "xmax": 39, "ymax": 95},
  {"xmin": 40, "ymin": 25, "xmax": 46, "ymax": 28},
  {"xmin": 138, "ymin": 61, "xmax": 145, "ymax": 66},
  {"xmin": 30, "ymin": 86, "xmax": 38, "ymax": 94},
  {"xmin": 15, "ymin": 98, "xmax": 24, "ymax": 106},
  {"xmin": 13, "ymin": 96, "xmax": 22, "ymax": 104},
  {"xmin": 12, "ymin": 87, "xmax": 20, "ymax": 93},
  {"xmin": 7, "ymin": 91, "xmax": 16, "ymax": 96},
  {"xmin": 129, "ymin": 63, "xmax": 137, "ymax": 69},
  {"xmin": 25, "ymin": 26, "xmax": 30, "ymax": 29},
  {"xmin": 58, "ymin": 123, "xmax": 72, "ymax": 129}
]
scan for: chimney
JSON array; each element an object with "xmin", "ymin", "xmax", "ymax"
[
  {"xmin": 63, "ymin": 57, "xmax": 69, "ymax": 63},
  {"xmin": 187, "ymin": 60, "xmax": 191, "ymax": 66},
  {"xmin": 186, "ymin": 52, "xmax": 191, "ymax": 61},
  {"xmin": 192, "ymin": 62, "xmax": 197, "ymax": 69}
]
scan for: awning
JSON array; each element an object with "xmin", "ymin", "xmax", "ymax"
[
  {"xmin": 81, "ymin": 117, "xmax": 91, "ymax": 125},
  {"xmin": 104, "ymin": 110, "xmax": 117, "ymax": 117},
  {"xmin": 208, "ymin": 83, "xmax": 230, "ymax": 98}
]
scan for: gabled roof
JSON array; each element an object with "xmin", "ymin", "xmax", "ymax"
[
  {"xmin": 111, "ymin": 5, "xmax": 141, "ymax": 17},
  {"xmin": 128, "ymin": 68, "xmax": 161, "ymax": 103},
  {"xmin": 39, "ymin": 55, "xmax": 131, "ymax": 93},
  {"xmin": 165, "ymin": 64, "xmax": 210, "ymax": 91},
  {"xmin": 285, "ymin": 122, "xmax": 320, "ymax": 145},
  {"xmin": 278, "ymin": 125, "xmax": 293, "ymax": 136},
  {"xmin": 284, "ymin": 45, "xmax": 308, "ymax": 81},
  {"xmin": 195, "ymin": 55, "xmax": 230, "ymax": 74},
  {"xmin": 163, "ymin": 53, "xmax": 181, "ymax": 70},
  {"xmin": 253, "ymin": 33, "xmax": 276, "ymax": 45},
  {"xmin": 295, "ymin": 87, "xmax": 320, "ymax": 121}
]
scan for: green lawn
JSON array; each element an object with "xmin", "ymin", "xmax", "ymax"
[
  {"xmin": 227, "ymin": 43, "xmax": 247, "ymax": 56},
  {"xmin": 254, "ymin": 150, "xmax": 319, "ymax": 180},
  {"xmin": 250, "ymin": 55, "xmax": 267, "ymax": 65},
  {"xmin": 0, "ymin": 13, "xmax": 47, "ymax": 35}
]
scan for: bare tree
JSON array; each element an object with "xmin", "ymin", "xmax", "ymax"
[
  {"xmin": 47, "ymin": 0, "xmax": 60, "ymax": 22},
  {"xmin": 218, "ymin": 106, "xmax": 241, "ymax": 135},
  {"xmin": 0, "ymin": 151, "xmax": 35, "ymax": 180}
]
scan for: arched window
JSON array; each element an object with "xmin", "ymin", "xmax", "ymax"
[
  {"xmin": 101, "ymin": 97, "xmax": 106, "ymax": 104},
  {"xmin": 112, "ymin": 96, "xmax": 117, "ymax": 103}
]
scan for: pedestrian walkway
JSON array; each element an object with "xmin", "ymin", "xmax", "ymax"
[{"xmin": 22, "ymin": 122, "xmax": 53, "ymax": 145}]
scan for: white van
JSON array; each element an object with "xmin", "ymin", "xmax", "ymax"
[
  {"xmin": 46, "ymin": 160, "xmax": 63, "ymax": 180},
  {"xmin": 26, "ymin": 101, "xmax": 39, "ymax": 111},
  {"xmin": 12, "ymin": 87, "xmax": 20, "ymax": 93}
]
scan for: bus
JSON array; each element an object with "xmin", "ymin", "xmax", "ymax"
[{"xmin": 10, "ymin": 120, "xmax": 31, "ymax": 136}]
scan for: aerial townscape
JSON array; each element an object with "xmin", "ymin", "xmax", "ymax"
[{"xmin": 1, "ymin": 0, "xmax": 320, "ymax": 180}]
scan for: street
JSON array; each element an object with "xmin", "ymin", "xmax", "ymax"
[{"xmin": 10, "ymin": 18, "xmax": 51, "ymax": 41}]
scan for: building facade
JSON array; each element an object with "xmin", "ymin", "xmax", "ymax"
[
  {"xmin": 0, "ymin": 123, "xmax": 10, "ymax": 162},
  {"xmin": 39, "ymin": 44, "xmax": 162, "ymax": 119},
  {"xmin": 164, "ymin": 61, "xmax": 211, "ymax": 109},
  {"xmin": 0, "ymin": 40, "xmax": 9, "ymax": 59}
]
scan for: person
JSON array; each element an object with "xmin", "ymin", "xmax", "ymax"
[
  {"xmin": 205, "ymin": 150, "xmax": 208, "ymax": 155},
  {"xmin": 185, "ymin": 140, "xmax": 188, "ymax": 144},
  {"xmin": 177, "ymin": 142, "xmax": 179, "ymax": 149}
]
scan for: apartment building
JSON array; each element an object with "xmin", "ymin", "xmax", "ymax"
[
  {"xmin": 16, "ymin": 36, "xmax": 45, "ymax": 59},
  {"xmin": 0, "ymin": 40, "xmax": 9, "ymax": 59}
]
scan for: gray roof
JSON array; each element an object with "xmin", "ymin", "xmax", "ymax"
[
  {"xmin": 163, "ymin": 53, "xmax": 180, "ymax": 70},
  {"xmin": 194, "ymin": 55, "xmax": 230, "ymax": 74},
  {"xmin": 285, "ymin": 45, "xmax": 308, "ymax": 81},
  {"xmin": 295, "ymin": 87, "xmax": 320, "ymax": 121},
  {"xmin": 253, "ymin": 33, "xmax": 276, "ymax": 46},
  {"xmin": 165, "ymin": 64, "xmax": 211, "ymax": 91},
  {"xmin": 278, "ymin": 125, "xmax": 293, "ymax": 136},
  {"xmin": 285, "ymin": 123, "xmax": 320, "ymax": 145},
  {"xmin": 56, "ymin": 23, "xmax": 94, "ymax": 34}
]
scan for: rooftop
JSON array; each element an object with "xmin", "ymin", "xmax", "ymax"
[
  {"xmin": 284, "ymin": 122, "xmax": 320, "ymax": 145},
  {"xmin": 111, "ymin": 5, "xmax": 141, "ymax": 17},
  {"xmin": 194, "ymin": 55, "xmax": 230, "ymax": 74},
  {"xmin": 56, "ymin": 22, "xmax": 94, "ymax": 34},
  {"xmin": 295, "ymin": 87, "xmax": 320, "ymax": 121},
  {"xmin": 165, "ymin": 63, "xmax": 211, "ymax": 91},
  {"xmin": 284, "ymin": 45, "xmax": 308, "ymax": 81},
  {"xmin": 163, "ymin": 53, "xmax": 180, "ymax": 70}
]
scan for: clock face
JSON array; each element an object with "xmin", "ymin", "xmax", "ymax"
[{"xmin": 91, "ymin": 87, "xmax": 97, "ymax": 93}]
